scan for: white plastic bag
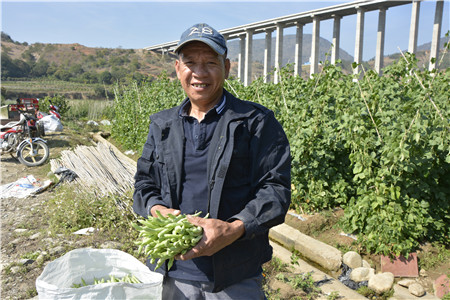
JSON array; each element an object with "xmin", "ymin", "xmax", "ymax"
[
  {"xmin": 36, "ymin": 248, "xmax": 163, "ymax": 300},
  {"xmin": 40, "ymin": 115, "xmax": 63, "ymax": 132}
]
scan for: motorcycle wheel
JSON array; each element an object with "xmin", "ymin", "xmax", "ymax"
[{"xmin": 17, "ymin": 140, "xmax": 49, "ymax": 167}]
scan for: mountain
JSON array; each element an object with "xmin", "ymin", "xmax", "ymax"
[{"xmin": 227, "ymin": 34, "xmax": 354, "ymax": 66}]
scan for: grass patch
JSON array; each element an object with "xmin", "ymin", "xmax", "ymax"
[
  {"xmin": 43, "ymin": 186, "xmax": 142, "ymax": 257},
  {"xmin": 419, "ymin": 243, "xmax": 450, "ymax": 271},
  {"xmin": 67, "ymin": 99, "xmax": 114, "ymax": 121},
  {"xmin": 357, "ymin": 286, "xmax": 394, "ymax": 300}
]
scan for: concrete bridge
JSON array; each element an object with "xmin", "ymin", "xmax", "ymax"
[{"xmin": 144, "ymin": 0, "xmax": 445, "ymax": 85}]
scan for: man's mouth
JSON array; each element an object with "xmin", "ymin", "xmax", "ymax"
[{"xmin": 192, "ymin": 83, "xmax": 208, "ymax": 88}]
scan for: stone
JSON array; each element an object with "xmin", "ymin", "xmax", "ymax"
[
  {"xmin": 434, "ymin": 274, "xmax": 450, "ymax": 299},
  {"xmin": 36, "ymin": 254, "xmax": 46, "ymax": 265},
  {"xmin": 368, "ymin": 272, "xmax": 394, "ymax": 294},
  {"xmin": 18, "ymin": 259, "xmax": 34, "ymax": 266},
  {"xmin": 350, "ymin": 267, "xmax": 375, "ymax": 282},
  {"xmin": 343, "ymin": 251, "xmax": 362, "ymax": 269},
  {"xmin": 14, "ymin": 229, "xmax": 27, "ymax": 233},
  {"xmin": 362, "ymin": 259, "xmax": 371, "ymax": 269},
  {"xmin": 10, "ymin": 238, "xmax": 22, "ymax": 244},
  {"xmin": 420, "ymin": 269, "xmax": 428, "ymax": 277},
  {"xmin": 49, "ymin": 246, "xmax": 65, "ymax": 256},
  {"xmin": 29, "ymin": 232, "xmax": 41, "ymax": 240},
  {"xmin": 380, "ymin": 253, "xmax": 418, "ymax": 277},
  {"xmin": 408, "ymin": 283, "xmax": 425, "ymax": 297},
  {"xmin": 398, "ymin": 279, "xmax": 416, "ymax": 287}
]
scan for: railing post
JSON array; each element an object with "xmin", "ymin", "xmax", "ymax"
[
  {"xmin": 274, "ymin": 23, "xmax": 284, "ymax": 84},
  {"xmin": 429, "ymin": 0, "xmax": 444, "ymax": 71},
  {"xmin": 310, "ymin": 15, "xmax": 320, "ymax": 77},
  {"xmin": 264, "ymin": 29, "xmax": 273, "ymax": 83},
  {"xmin": 408, "ymin": 0, "xmax": 421, "ymax": 54},
  {"xmin": 353, "ymin": 7, "xmax": 365, "ymax": 75},
  {"xmin": 331, "ymin": 15, "xmax": 342, "ymax": 65},
  {"xmin": 375, "ymin": 7, "xmax": 387, "ymax": 75},
  {"xmin": 294, "ymin": 22, "xmax": 304, "ymax": 77}
]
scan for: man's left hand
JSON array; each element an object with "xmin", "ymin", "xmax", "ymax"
[{"xmin": 176, "ymin": 216, "xmax": 245, "ymax": 260}]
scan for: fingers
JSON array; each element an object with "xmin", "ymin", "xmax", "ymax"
[
  {"xmin": 176, "ymin": 238, "xmax": 204, "ymax": 261},
  {"xmin": 150, "ymin": 205, "xmax": 181, "ymax": 218}
]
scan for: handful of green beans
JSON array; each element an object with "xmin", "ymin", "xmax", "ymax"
[
  {"xmin": 71, "ymin": 274, "xmax": 141, "ymax": 288},
  {"xmin": 132, "ymin": 210, "xmax": 206, "ymax": 270}
]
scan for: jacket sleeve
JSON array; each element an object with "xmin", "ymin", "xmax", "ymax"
[
  {"xmin": 133, "ymin": 122, "xmax": 169, "ymax": 218},
  {"xmin": 230, "ymin": 111, "xmax": 291, "ymax": 240}
]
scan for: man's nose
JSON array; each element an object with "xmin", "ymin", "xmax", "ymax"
[{"xmin": 192, "ymin": 63, "xmax": 208, "ymax": 76}]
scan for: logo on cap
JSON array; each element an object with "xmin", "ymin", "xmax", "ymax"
[{"xmin": 189, "ymin": 26, "xmax": 214, "ymax": 36}]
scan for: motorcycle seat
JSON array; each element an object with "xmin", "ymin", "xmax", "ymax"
[{"xmin": 0, "ymin": 120, "xmax": 22, "ymax": 131}]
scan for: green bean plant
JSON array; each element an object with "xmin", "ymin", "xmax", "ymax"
[{"xmin": 113, "ymin": 54, "xmax": 449, "ymax": 256}]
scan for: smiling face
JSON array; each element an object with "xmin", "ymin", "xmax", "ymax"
[{"xmin": 175, "ymin": 41, "xmax": 230, "ymax": 111}]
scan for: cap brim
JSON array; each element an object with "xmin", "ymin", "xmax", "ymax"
[{"xmin": 175, "ymin": 37, "xmax": 226, "ymax": 56}]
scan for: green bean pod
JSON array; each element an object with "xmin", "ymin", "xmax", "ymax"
[{"xmin": 132, "ymin": 211, "xmax": 208, "ymax": 270}]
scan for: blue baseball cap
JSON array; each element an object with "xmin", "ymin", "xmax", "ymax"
[{"xmin": 175, "ymin": 23, "xmax": 227, "ymax": 56}]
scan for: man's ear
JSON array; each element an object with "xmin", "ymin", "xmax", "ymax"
[
  {"xmin": 224, "ymin": 58, "xmax": 231, "ymax": 79},
  {"xmin": 175, "ymin": 59, "xmax": 181, "ymax": 80}
]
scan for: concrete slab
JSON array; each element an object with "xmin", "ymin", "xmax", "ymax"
[
  {"xmin": 270, "ymin": 241, "xmax": 367, "ymax": 300},
  {"xmin": 391, "ymin": 284, "xmax": 439, "ymax": 300},
  {"xmin": 269, "ymin": 223, "xmax": 342, "ymax": 272},
  {"xmin": 380, "ymin": 253, "xmax": 419, "ymax": 277}
]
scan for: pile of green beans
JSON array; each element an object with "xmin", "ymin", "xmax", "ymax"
[
  {"xmin": 132, "ymin": 210, "xmax": 206, "ymax": 270},
  {"xmin": 71, "ymin": 274, "xmax": 141, "ymax": 288}
]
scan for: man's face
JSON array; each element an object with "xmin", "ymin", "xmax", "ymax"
[{"xmin": 175, "ymin": 41, "xmax": 230, "ymax": 108}]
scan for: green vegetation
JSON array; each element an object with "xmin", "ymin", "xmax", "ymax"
[
  {"xmin": 111, "ymin": 53, "xmax": 449, "ymax": 257},
  {"xmin": 357, "ymin": 285, "xmax": 394, "ymax": 300},
  {"xmin": 419, "ymin": 242, "xmax": 450, "ymax": 271}
]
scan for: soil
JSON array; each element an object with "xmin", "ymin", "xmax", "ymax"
[
  {"xmin": 1, "ymin": 129, "xmax": 448, "ymax": 299},
  {"xmin": 1, "ymin": 130, "xmax": 94, "ymax": 300}
]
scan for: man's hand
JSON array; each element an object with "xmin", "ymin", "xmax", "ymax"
[
  {"xmin": 176, "ymin": 216, "xmax": 245, "ymax": 260},
  {"xmin": 150, "ymin": 205, "xmax": 180, "ymax": 218}
]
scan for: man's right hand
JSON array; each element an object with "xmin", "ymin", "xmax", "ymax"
[{"xmin": 150, "ymin": 205, "xmax": 180, "ymax": 218}]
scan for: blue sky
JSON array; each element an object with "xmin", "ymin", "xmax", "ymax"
[{"xmin": 1, "ymin": 0, "xmax": 449, "ymax": 61}]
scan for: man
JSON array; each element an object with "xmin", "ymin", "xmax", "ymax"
[{"xmin": 133, "ymin": 23, "xmax": 291, "ymax": 299}]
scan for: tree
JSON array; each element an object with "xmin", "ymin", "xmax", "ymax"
[
  {"xmin": 31, "ymin": 59, "xmax": 50, "ymax": 77},
  {"xmin": 98, "ymin": 70, "xmax": 112, "ymax": 84}
]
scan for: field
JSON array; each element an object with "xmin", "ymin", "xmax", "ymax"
[{"xmin": 1, "ymin": 79, "xmax": 113, "ymax": 100}]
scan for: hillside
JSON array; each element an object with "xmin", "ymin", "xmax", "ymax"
[{"xmin": 1, "ymin": 32, "xmax": 176, "ymax": 83}]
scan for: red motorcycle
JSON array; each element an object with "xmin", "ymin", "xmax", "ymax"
[
  {"xmin": 0, "ymin": 109, "xmax": 49, "ymax": 167},
  {"xmin": 36, "ymin": 99, "xmax": 61, "ymax": 120}
]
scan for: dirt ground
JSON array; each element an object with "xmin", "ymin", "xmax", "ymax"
[
  {"xmin": 1, "ymin": 130, "xmax": 448, "ymax": 299},
  {"xmin": 1, "ymin": 130, "xmax": 94, "ymax": 300}
]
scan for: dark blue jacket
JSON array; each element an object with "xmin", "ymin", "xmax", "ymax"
[{"xmin": 133, "ymin": 89, "xmax": 291, "ymax": 292}]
